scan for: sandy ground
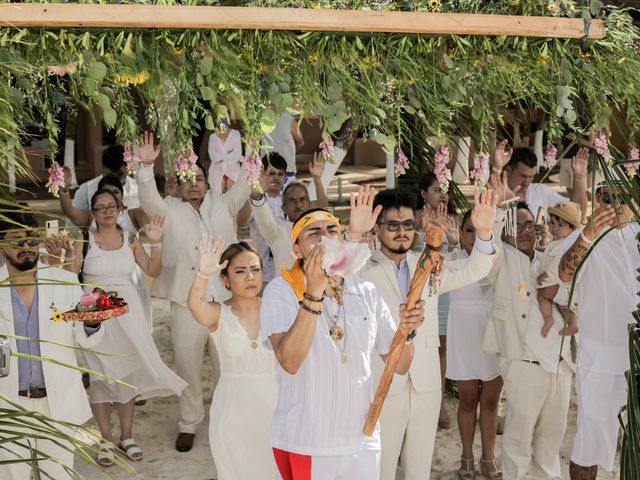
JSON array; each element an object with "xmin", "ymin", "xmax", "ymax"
[{"xmin": 75, "ymin": 298, "xmax": 620, "ymax": 480}]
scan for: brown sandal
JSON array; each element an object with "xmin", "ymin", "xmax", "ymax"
[
  {"xmin": 480, "ymin": 458, "xmax": 502, "ymax": 479},
  {"xmin": 458, "ymin": 456, "xmax": 475, "ymax": 480}
]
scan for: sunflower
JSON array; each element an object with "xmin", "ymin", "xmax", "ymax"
[{"xmin": 52, "ymin": 311, "xmax": 64, "ymax": 323}]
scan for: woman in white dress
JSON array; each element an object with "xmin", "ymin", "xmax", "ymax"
[
  {"xmin": 446, "ymin": 211, "xmax": 503, "ymax": 480},
  {"xmin": 187, "ymin": 237, "xmax": 278, "ymax": 480},
  {"xmin": 83, "ymin": 189, "xmax": 187, "ymax": 466},
  {"xmin": 207, "ymin": 119, "xmax": 243, "ymax": 194}
]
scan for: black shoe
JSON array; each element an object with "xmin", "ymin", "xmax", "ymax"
[{"xmin": 175, "ymin": 432, "xmax": 195, "ymax": 452}]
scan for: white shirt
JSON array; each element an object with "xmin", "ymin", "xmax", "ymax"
[
  {"xmin": 207, "ymin": 129, "xmax": 243, "ymax": 193},
  {"xmin": 262, "ymin": 114, "xmax": 297, "ymax": 173},
  {"xmin": 72, "ymin": 174, "xmax": 140, "ymax": 210},
  {"xmin": 260, "ymin": 276, "xmax": 397, "ymax": 456},
  {"xmin": 250, "ymin": 194, "xmax": 284, "ymax": 282},
  {"xmin": 524, "ymin": 183, "xmax": 565, "ymax": 218},
  {"xmin": 559, "ymin": 224, "xmax": 639, "ymax": 375}
]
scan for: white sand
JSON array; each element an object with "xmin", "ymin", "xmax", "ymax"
[{"xmin": 76, "ymin": 298, "xmax": 620, "ymax": 480}]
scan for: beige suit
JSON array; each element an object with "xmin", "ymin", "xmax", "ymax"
[
  {"xmin": 483, "ymin": 212, "xmax": 573, "ymax": 480},
  {"xmin": 360, "ymin": 245, "xmax": 496, "ymax": 480},
  {"xmin": 137, "ymin": 163, "xmax": 249, "ymax": 433},
  {"xmin": 0, "ymin": 264, "xmax": 105, "ymax": 479}
]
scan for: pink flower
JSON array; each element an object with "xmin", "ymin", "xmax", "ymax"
[
  {"xmin": 45, "ymin": 161, "xmax": 65, "ymax": 197},
  {"xmin": 245, "ymin": 151, "xmax": 262, "ymax": 192},
  {"xmin": 434, "ymin": 146, "xmax": 452, "ymax": 193},
  {"xmin": 594, "ymin": 132, "xmax": 611, "ymax": 162},
  {"xmin": 321, "ymin": 237, "xmax": 371, "ymax": 277},
  {"xmin": 543, "ymin": 144, "xmax": 558, "ymax": 169},
  {"xmin": 46, "ymin": 62, "xmax": 77, "ymax": 77},
  {"xmin": 79, "ymin": 292, "xmax": 100, "ymax": 308},
  {"xmin": 471, "ymin": 153, "xmax": 489, "ymax": 187},
  {"xmin": 394, "ymin": 148, "xmax": 410, "ymax": 176},
  {"xmin": 626, "ymin": 145, "xmax": 640, "ymax": 178},
  {"xmin": 319, "ymin": 136, "xmax": 335, "ymax": 163},
  {"xmin": 173, "ymin": 147, "xmax": 199, "ymax": 184},
  {"xmin": 123, "ymin": 148, "xmax": 141, "ymax": 176}
]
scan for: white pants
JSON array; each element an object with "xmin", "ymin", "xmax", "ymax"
[
  {"xmin": 0, "ymin": 396, "xmax": 76, "ymax": 480},
  {"xmin": 502, "ymin": 360, "xmax": 572, "ymax": 480},
  {"xmin": 571, "ymin": 369, "xmax": 626, "ymax": 471},
  {"xmin": 379, "ymin": 380, "xmax": 440, "ymax": 480},
  {"xmin": 313, "ymin": 450, "xmax": 380, "ymax": 479},
  {"xmin": 171, "ymin": 302, "xmax": 220, "ymax": 433}
]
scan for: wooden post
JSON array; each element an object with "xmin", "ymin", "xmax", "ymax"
[{"xmin": 0, "ymin": 4, "xmax": 605, "ymax": 39}]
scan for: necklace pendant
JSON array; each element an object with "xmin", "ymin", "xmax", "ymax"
[
  {"xmin": 329, "ymin": 325, "xmax": 344, "ymax": 341},
  {"xmin": 341, "ymin": 354, "xmax": 348, "ymax": 364},
  {"xmin": 250, "ymin": 340, "xmax": 258, "ymax": 349}
]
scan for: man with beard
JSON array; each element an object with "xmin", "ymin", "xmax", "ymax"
[
  {"xmin": 359, "ymin": 188, "xmax": 499, "ymax": 480},
  {"xmin": 0, "ymin": 210, "xmax": 104, "ymax": 479},
  {"xmin": 248, "ymin": 154, "xmax": 329, "ymax": 277},
  {"xmin": 557, "ymin": 182, "xmax": 633, "ymax": 479},
  {"xmin": 136, "ymin": 132, "xmax": 249, "ymax": 452}
]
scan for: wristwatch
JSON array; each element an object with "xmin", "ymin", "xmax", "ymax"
[{"xmin": 406, "ymin": 330, "xmax": 417, "ymax": 343}]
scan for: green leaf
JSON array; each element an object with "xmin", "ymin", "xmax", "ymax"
[
  {"xmin": 260, "ymin": 109, "xmax": 278, "ymax": 133},
  {"xmin": 443, "ymin": 54, "xmax": 454, "ymax": 69},
  {"xmin": 200, "ymin": 56, "xmax": 213, "ymax": 76},
  {"xmin": 205, "ymin": 115, "xmax": 215, "ymax": 131},
  {"xmin": 471, "ymin": 104, "xmax": 482, "ymax": 121},
  {"xmin": 95, "ymin": 93, "xmax": 110, "ymax": 111},
  {"xmin": 87, "ymin": 62, "xmax": 107, "ymax": 81},
  {"xmin": 327, "ymin": 82, "xmax": 342, "ymax": 102},
  {"xmin": 200, "ymin": 86, "xmax": 214, "ymax": 101},
  {"xmin": 268, "ymin": 82, "xmax": 279, "ymax": 97},
  {"xmin": 441, "ymin": 75, "xmax": 452, "ymax": 89},
  {"xmin": 102, "ymin": 108, "xmax": 117, "ymax": 128}
]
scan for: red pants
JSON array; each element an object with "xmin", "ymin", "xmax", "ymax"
[{"xmin": 273, "ymin": 448, "xmax": 312, "ymax": 480}]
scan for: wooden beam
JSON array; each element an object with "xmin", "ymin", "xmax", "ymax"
[{"xmin": 0, "ymin": 4, "xmax": 605, "ymax": 39}]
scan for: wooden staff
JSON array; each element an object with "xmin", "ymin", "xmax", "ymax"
[{"xmin": 363, "ymin": 222, "xmax": 447, "ymax": 436}]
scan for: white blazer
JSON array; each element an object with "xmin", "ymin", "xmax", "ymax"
[
  {"xmin": 137, "ymin": 164, "xmax": 249, "ymax": 303},
  {"xmin": 360, "ymin": 245, "xmax": 496, "ymax": 395},
  {"xmin": 0, "ymin": 264, "xmax": 104, "ymax": 424},
  {"xmin": 250, "ymin": 199, "xmax": 294, "ymax": 274}
]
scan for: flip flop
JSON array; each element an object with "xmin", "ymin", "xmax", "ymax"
[
  {"xmin": 97, "ymin": 442, "xmax": 115, "ymax": 467},
  {"xmin": 119, "ymin": 438, "xmax": 143, "ymax": 461}
]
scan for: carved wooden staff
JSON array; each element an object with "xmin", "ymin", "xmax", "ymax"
[{"xmin": 363, "ymin": 222, "xmax": 447, "ymax": 436}]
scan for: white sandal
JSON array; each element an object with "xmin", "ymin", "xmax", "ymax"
[
  {"xmin": 97, "ymin": 442, "xmax": 115, "ymax": 467},
  {"xmin": 119, "ymin": 438, "xmax": 143, "ymax": 461}
]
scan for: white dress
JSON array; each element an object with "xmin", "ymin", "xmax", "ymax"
[
  {"xmin": 82, "ymin": 230, "xmax": 187, "ymax": 403},
  {"xmin": 446, "ymin": 249, "xmax": 500, "ymax": 381},
  {"xmin": 209, "ymin": 303, "xmax": 278, "ymax": 480}
]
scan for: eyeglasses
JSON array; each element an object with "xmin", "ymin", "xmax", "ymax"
[
  {"xmin": 598, "ymin": 191, "xmax": 626, "ymax": 205},
  {"xmin": 92, "ymin": 204, "xmax": 118, "ymax": 214},
  {"xmin": 378, "ymin": 220, "xmax": 416, "ymax": 232},
  {"xmin": 516, "ymin": 222, "xmax": 535, "ymax": 234}
]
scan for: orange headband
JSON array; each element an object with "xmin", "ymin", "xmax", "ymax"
[{"xmin": 290, "ymin": 210, "xmax": 340, "ymax": 243}]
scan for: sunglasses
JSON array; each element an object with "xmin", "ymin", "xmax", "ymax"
[
  {"xmin": 378, "ymin": 220, "xmax": 416, "ymax": 232},
  {"xmin": 598, "ymin": 191, "xmax": 626, "ymax": 205},
  {"xmin": 4, "ymin": 233, "xmax": 40, "ymax": 248}
]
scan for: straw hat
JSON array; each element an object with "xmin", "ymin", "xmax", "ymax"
[{"xmin": 548, "ymin": 201, "xmax": 582, "ymax": 228}]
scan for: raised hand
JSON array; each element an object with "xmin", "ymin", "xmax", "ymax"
[
  {"xmin": 308, "ymin": 152, "xmax": 326, "ymax": 178},
  {"xmin": 198, "ymin": 236, "xmax": 228, "ymax": 277},
  {"xmin": 348, "ymin": 185, "xmax": 383, "ymax": 237},
  {"xmin": 571, "ymin": 147, "xmax": 589, "ymax": 179},
  {"xmin": 138, "ymin": 131, "xmax": 161, "ymax": 166},
  {"xmin": 444, "ymin": 215, "xmax": 460, "ymax": 247},
  {"xmin": 489, "ymin": 171, "xmax": 521, "ymax": 204},
  {"xmin": 470, "ymin": 188, "xmax": 498, "ymax": 241},
  {"xmin": 421, "ymin": 203, "xmax": 448, "ymax": 229},
  {"xmin": 144, "ymin": 216, "xmax": 165, "ymax": 243},
  {"xmin": 582, "ymin": 205, "xmax": 616, "ymax": 241},
  {"xmin": 62, "ymin": 166, "xmax": 73, "ymax": 190},
  {"xmin": 493, "ymin": 139, "xmax": 513, "ymax": 171}
]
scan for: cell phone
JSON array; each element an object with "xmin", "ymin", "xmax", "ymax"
[
  {"xmin": 0, "ymin": 336, "xmax": 11, "ymax": 378},
  {"xmin": 45, "ymin": 220, "xmax": 59, "ymax": 237},
  {"xmin": 535, "ymin": 207, "xmax": 546, "ymax": 225}
]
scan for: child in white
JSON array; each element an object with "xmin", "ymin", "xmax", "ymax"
[{"xmin": 537, "ymin": 201, "xmax": 581, "ymax": 338}]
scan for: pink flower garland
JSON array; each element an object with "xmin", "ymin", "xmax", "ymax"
[
  {"xmin": 245, "ymin": 151, "xmax": 262, "ymax": 192},
  {"xmin": 394, "ymin": 148, "xmax": 409, "ymax": 176},
  {"xmin": 46, "ymin": 161, "xmax": 65, "ymax": 197},
  {"xmin": 173, "ymin": 148, "xmax": 199, "ymax": 184},
  {"xmin": 627, "ymin": 145, "xmax": 640, "ymax": 178},
  {"xmin": 319, "ymin": 136, "xmax": 335, "ymax": 163},
  {"xmin": 471, "ymin": 153, "xmax": 489, "ymax": 187},
  {"xmin": 594, "ymin": 132, "xmax": 612, "ymax": 162},
  {"xmin": 434, "ymin": 145, "xmax": 452, "ymax": 192},
  {"xmin": 543, "ymin": 144, "xmax": 558, "ymax": 169},
  {"xmin": 123, "ymin": 148, "xmax": 141, "ymax": 176}
]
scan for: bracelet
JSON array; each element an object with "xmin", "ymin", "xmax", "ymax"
[
  {"xmin": 492, "ymin": 167, "xmax": 503, "ymax": 173},
  {"xmin": 149, "ymin": 243, "xmax": 161, "ymax": 247},
  {"xmin": 196, "ymin": 271, "xmax": 210, "ymax": 280},
  {"xmin": 406, "ymin": 330, "xmax": 417, "ymax": 342},
  {"xmin": 300, "ymin": 302, "xmax": 322, "ymax": 315},
  {"xmin": 59, "ymin": 189, "xmax": 70, "ymax": 195},
  {"xmin": 250, "ymin": 194, "xmax": 266, "ymax": 207},
  {"xmin": 579, "ymin": 229, "xmax": 593, "ymax": 244},
  {"xmin": 344, "ymin": 230, "xmax": 363, "ymax": 243},
  {"xmin": 303, "ymin": 292, "xmax": 324, "ymax": 303}
]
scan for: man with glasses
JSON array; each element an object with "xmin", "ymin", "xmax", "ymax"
[
  {"xmin": 0, "ymin": 210, "xmax": 104, "ymax": 479},
  {"xmin": 556, "ymin": 181, "xmax": 635, "ymax": 479},
  {"xmin": 484, "ymin": 173, "xmax": 575, "ymax": 479},
  {"xmin": 359, "ymin": 188, "xmax": 498, "ymax": 480}
]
